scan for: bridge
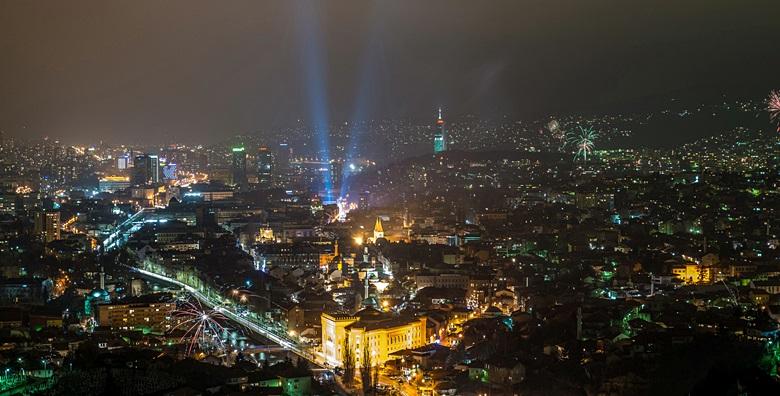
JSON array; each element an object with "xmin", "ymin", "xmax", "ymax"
[
  {"xmin": 127, "ymin": 266, "xmax": 356, "ymax": 395},
  {"xmin": 103, "ymin": 208, "xmax": 150, "ymax": 251},
  {"xmin": 128, "ymin": 265, "xmax": 316, "ymax": 362}
]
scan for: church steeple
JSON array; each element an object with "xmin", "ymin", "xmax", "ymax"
[{"xmin": 373, "ymin": 217, "xmax": 384, "ymax": 241}]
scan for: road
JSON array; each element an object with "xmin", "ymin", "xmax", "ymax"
[
  {"xmin": 129, "ymin": 265, "xmax": 354, "ymax": 396},
  {"xmin": 129, "ymin": 266, "xmax": 307, "ymax": 357},
  {"xmin": 378, "ymin": 373, "xmax": 420, "ymax": 396},
  {"xmin": 103, "ymin": 208, "xmax": 149, "ymax": 250}
]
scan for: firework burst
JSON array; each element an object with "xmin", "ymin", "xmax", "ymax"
[
  {"xmin": 547, "ymin": 119, "xmax": 565, "ymax": 149},
  {"xmin": 170, "ymin": 298, "xmax": 228, "ymax": 356},
  {"xmin": 566, "ymin": 126, "xmax": 598, "ymax": 161},
  {"xmin": 767, "ymin": 90, "xmax": 780, "ymax": 128}
]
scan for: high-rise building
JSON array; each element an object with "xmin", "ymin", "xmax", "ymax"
[
  {"xmin": 132, "ymin": 154, "xmax": 159, "ymax": 185},
  {"xmin": 358, "ymin": 190, "xmax": 370, "ymax": 211},
  {"xmin": 277, "ymin": 143, "xmax": 291, "ymax": 173},
  {"xmin": 256, "ymin": 146, "xmax": 274, "ymax": 187},
  {"xmin": 34, "ymin": 210, "xmax": 60, "ymax": 243},
  {"xmin": 329, "ymin": 161, "xmax": 343, "ymax": 192},
  {"xmin": 433, "ymin": 107, "xmax": 447, "ymax": 154},
  {"xmin": 231, "ymin": 146, "xmax": 247, "ymax": 186},
  {"xmin": 276, "ymin": 143, "xmax": 291, "ymax": 187},
  {"xmin": 117, "ymin": 155, "xmax": 129, "ymax": 170}
]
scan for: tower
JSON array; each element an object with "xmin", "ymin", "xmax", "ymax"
[
  {"xmin": 373, "ymin": 217, "xmax": 384, "ymax": 241},
  {"xmin": 231, "ymin": 146, "xmax": 247, "ymax": 186},
  {"xmin": 433, "ymin": 107, "xmax": 447, "ymax": 153},
  {"xmin": 270, "ymin": 143, "xmax": 291, "ymax": 188},
  {"xmin": 34, "ymin": 210, "xmax": 60, "ymax": 243},
  {"xmin": 131, "ymin": 154, "xmax": 159, "ymax": 185},
  {"xmin": 364, "ymin": 272, "xmax": 370, "ymax": 300},
  {"xmin": 256, "ymin": 145, "xmax": 274, "ymax": 187}
]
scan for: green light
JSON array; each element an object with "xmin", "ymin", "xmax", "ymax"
[{"xmin": 232, "ymin": 147, "xmax": 245, "ymax": 152}]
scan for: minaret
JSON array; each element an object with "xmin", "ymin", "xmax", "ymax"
[{"xmin": 364, "ymin": 273, "xmax": 370, "ymax": 300}]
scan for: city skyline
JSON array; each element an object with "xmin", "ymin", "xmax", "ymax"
[
  {"xmin": 1, "ymin": 2, "xmax": 780, "ymax": 395},
  {"xmin": 2, "ymin": 1, "xmax": 780, "ymax": 144}
]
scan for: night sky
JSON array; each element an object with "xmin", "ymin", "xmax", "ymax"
[{"xmin": 1, "ymin": 0, "xmax": 779, "ymax": 144}]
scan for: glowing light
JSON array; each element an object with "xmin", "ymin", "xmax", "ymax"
[
  {"xmin": 296, "ymin": 2, "xmax": 333, "ymax": 199},
  {"xmin": 335, "ymin": 197, "xmax": 349, "ymax": 222},
  {"xmin": 767, "ymin": 90, "xmax": 780, "ymax": 129},
  {"xmin": 374, "ymin": 281, "xmax": 390, "ymax": 294},
  {"xmin": 566, "ymin": 126, "xmax": 598, "ymax": 161},
  {"xmin": 170, "ymin": 298, "xmax": 228, "ymax": 356},
  {"xmin": 353, "ymin": 235, "xmax": 364, "ymax": 246}
]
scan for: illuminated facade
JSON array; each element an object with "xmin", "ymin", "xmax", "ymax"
[
  {"xmin": 672, "ymin": 263, "xmax": 713, "ymax": 284},
  {"xmin": 98, "ymin": 175, "xmax": 131, "ymax": 193},
  {"xmin": 372, "ymin": 217, "xmax": 384, "ymax": 241},
  {"xmin": 34, "ymin": 211, "xmax": 60, "ymax": 243},
  {"xmin": 321, "ymin": 309, "xmax": 427, "ymax": 367},
  {"xmin": 96, "ymin": 299, "xmax": 174, "ymax": 331}
]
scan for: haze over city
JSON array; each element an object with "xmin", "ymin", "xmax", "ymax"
[
  {"xmin": 2, "ymin": 0, "xmax": 780, "ymax": 144},
  {"xmin": 1, "ymin": 1, "xmax": 780, "ymax": 396}
]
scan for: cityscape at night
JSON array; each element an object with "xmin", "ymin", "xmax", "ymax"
[{"xmin": 1, "ymin": 1, "xmax": 780, "ymax": 395}]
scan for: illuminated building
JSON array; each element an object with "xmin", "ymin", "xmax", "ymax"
[
  {"xmin": 433, "ymin": 107, "xmax": 447, "ymax": 153},
  {"xmin": 257, "ymin": 146, "xmax": 274, "ymax": 187},
  {"xmin": 96, "ymin": 295, "xmax": 174, "ymax": 332},
  {"xmin": 256, "ymin": 226, "xmax": 275, "ymax": 243},
  {"xmin": 276, "ymin": 143, "xmax": 292, "ymax": 175},
  {"xmin": 414, "ymin": 273, "xmax": 469, "ymax": 290},
  {"xmin": 372, "ymin": 217, "xmax": 384, "ymax": 241},
  {"xmin": 0, "ymin": 193, "xmax": 16, "ymax": 214},
  {"xmin": 98, "ymin": 175, "xmax": 130, "ymax": 193},
  {"xmin": 0, "ymin": 278, "xmax": 52, "ymax": 305},
  {"xmin": 117, "ymin": 155, "xmax": 130, "ymax": 170},
  {"xmin": 231, "ymin": 146, "xmax": 248, "ymax": 186},
  {"xmin": 358, "ymin": 191, "xmax": 370, "ymax": 210},
  {"xmin": 161, "ymin": 163, "xmax": 177, "ymax": 180},
  {"xmin": 329, "ymin": 161, "xmax": 343, "ymax": 191},
  {"xmin": 132, "ymin": 154, "xmax": 160, "ymax": 185},
  {"xmin": 34, "ymin": 210, "xmax": 60, "ymax": 243},
  {"xmin": 321, "ymin": 308, "xmax": 427, "ymax": 367},
  {"xmin": 672, "ymin": 263, "xmax": 713, "ymax": 284}
]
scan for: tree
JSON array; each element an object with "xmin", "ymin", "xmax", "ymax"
[
  {"xmin": 343, "ymin": 337, "xmax": 355, "ymax": 385},
  {"xmin": 361, "ymin": 345, "xmax": 374, "ymax": 395}
]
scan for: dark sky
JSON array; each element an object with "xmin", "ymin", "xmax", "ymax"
[{"xmin": 1, "ymin": 0, "xmax": 779, "ymax": 144}]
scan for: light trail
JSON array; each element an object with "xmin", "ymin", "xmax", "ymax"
[
  {"xmin": 127, "ymin": 266, "xmax": 313, "ymax": 361},
  {"xmin": 103, "ymin": 208, "xmax": 149, "ymax": 250}
]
